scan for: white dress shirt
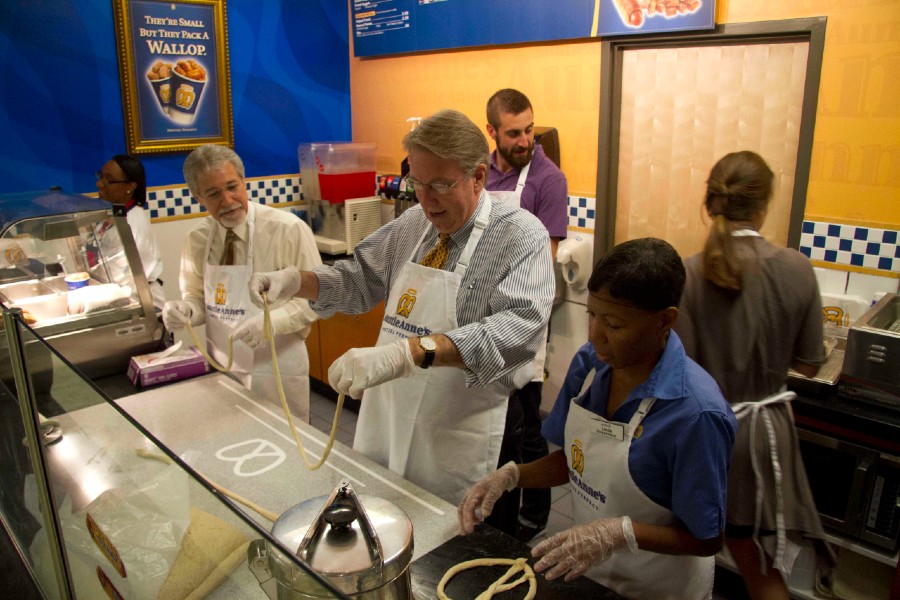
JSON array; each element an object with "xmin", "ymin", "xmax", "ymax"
[{"xmin": 180, "ymin": 202, "xmax": 321, "ymax": 335}]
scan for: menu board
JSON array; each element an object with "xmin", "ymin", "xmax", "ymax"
[{"xmin": 352, "ymin": 0, "xmax": 715, "ymax": 57}]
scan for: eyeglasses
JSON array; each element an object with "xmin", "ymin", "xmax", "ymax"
[
  {"xmin": 95, "ymin": 171, "xmax": 130, "ymax": 185},
  {"xmin": 405, "ymin": 168, "xmax": 475, "ymax": 195}
]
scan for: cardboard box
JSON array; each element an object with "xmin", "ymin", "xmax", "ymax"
[{"xmin": 127, "ymin": 345, "xmax": 209, "ymax": 389}]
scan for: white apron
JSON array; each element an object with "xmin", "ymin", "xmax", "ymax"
[
  {"xmin": 203, "ymin": 203, "xmax": 310, "ymax": 421},
  {"xmin": 489, "ymin": 163, "xmax": 547, "ymax": 384},
  {"xmin": 353, "ymin": 195, "xmax": 510, "ymax": 505},
  {"xmin": 731, "ymin": 389, "xmax": 802, "ymax": 576},
  {"xmin": 565, "ymin": 391, "xmax": 714, "ymax": 600}
]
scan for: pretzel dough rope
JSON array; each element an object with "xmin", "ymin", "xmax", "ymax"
[
  {"xmin": 183, "ymin": 292, "xmax": 343, "ymax": 471},
  {"xmin": 136, "ymin": 448, "xmax": 280, "ymax": 522},
  {"xmin": 437, "ymin": 557, "xmax": 536, "ymax": 600}
]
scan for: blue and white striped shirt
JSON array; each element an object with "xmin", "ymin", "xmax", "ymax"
[{"xmin": 312, "ymin": 191, "xmax": 555, "ymax": 389}]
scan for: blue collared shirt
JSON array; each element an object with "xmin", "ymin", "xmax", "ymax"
[{"xmin": 542, "ymin": 332, "xmax": 737, "ymax": 540}]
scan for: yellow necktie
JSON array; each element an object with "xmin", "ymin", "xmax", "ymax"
[
  {"xmin": 220, "ymin": 230, "xmax": 236, "ymax": 265},
  {"xmin": 420, "ymin": 233, "xmax": 450, "ymax": 270}
]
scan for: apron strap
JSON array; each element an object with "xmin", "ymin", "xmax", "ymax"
[
  {"xmin": 628, "ymin": 396, "xmax": 656, "ymax": 428},
  {"xmin": 515, "ymin": 160, "xmax": 531, "ymax": 191},
  {"xmin": 454, "ymin": 190, "xmax": 491, "ymax": 278},
  {"xmin": 732, "ymin": 389, "xmax": 795, "ymax": 575}
]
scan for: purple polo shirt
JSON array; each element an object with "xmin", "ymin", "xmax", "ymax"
[{"xmin": 487, "ymin": 145, "xmax": 568, "ymax": 239}]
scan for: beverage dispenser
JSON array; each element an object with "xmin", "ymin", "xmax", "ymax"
[{"xmin": 298, "ymin": 143, "xmax": 381, "ymax": 255}]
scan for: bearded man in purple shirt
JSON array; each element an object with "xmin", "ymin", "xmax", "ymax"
[{"xmin": 485, "ymin": 88, "xmax": 568, "ymax": 541}]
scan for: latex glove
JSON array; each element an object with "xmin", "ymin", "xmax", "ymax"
[
  {"xmin": 327, "ymin": 340, "xmax": 415, "ymax": 399},
  {"xmin": 457, "ymin": 462, "xmax": 519, "ymax": 534},
  {"xmin": 532, "ymin": 516, "xmax": 637, "ymax": 581},
  {"xmin": 232, "ymin": 314, "xmax": 267, "ymax": 349},
  {"xmin": 162, "ymin": 301, "xmax": 200, "ymax": 332},
  {"xmin": 249, "ymin": 266, "xmax": 301, "ymax": 308}
]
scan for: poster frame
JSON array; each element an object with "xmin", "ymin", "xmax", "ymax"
[{"xmin": 112, "ymin": 0, "xmax": 234, "ymax": 154}]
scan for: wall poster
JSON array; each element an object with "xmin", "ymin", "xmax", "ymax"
[{"xmin": 113, "ymin": 0, "xmax": 233, "ymax": 154}]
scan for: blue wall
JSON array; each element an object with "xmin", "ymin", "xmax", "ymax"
[{"xmin": 0, "ymin": 0, "xmax": 351, "ymax": 195}]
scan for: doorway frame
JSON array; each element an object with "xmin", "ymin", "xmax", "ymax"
[{"xmin": 595, "ymin": 17, "xmax": 827, "ymax": 258}]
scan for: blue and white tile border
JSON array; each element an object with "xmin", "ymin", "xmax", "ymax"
[
  {"xmin": 567, "ymin": 196, "xmax": 596, "ymax": 231},
  {"xmin": 145, "ymin": 177, "xmax": 897, "ymax": 276},
  {"xmin": 800, "ymin": 221, "xmax": 899, "ymax": 275},
  {"xmin": 146, "ymin": 175, "xmax": 302, "ymax": 220}
]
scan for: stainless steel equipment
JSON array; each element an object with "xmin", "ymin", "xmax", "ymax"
[
  {"xmin": 0, "ymin": 189, "xmax": 162, "ymax": 379},
  {"xmin": 787, "ymin": 335, "xmax": 845, "ymax": 395},
  {"xmin": 840, "ymin": 293, "xmax": 900, "ymax": 409},
  {"xmin": 249, "ymin": 481, "xmax": 414, "ymax": 599},
  {"xmin": 798, "ymin": 428, "xmax": 900, "ymax": 552}
]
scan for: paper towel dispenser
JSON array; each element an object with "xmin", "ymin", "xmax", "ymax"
[
  {"xmin": 534, "ymin": 126, "xmax": 560, "ymax": 168},
  {"xmin": 557, "ymin": 235, "xmax": 592, "ymax": 292}
]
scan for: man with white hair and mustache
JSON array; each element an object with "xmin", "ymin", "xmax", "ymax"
[{"xmin": 162, "ymin": 144, "xmax": 321, "ymax": 420}]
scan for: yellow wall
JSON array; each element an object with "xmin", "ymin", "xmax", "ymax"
[{"xmin": 350, "ymin": 0, "xmax": 900, "ymax": 229}]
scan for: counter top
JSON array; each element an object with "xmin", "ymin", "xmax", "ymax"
[
  {"xmin": 411, "ymin": 525, "xmax": 624, "ymax": 599},
  {"xmin": 50, "ymin": 373, "xmax": 457, "ymax": 599},
  {"xmin": 59, "ymin": 372, "xmax": 620, "ymax": 599}
]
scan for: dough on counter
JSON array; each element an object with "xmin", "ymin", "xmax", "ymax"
[{"xmin": 437, "ymin": 556, "xmax": 536, "ymax": 600}]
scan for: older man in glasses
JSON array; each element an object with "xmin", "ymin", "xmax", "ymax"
[
  {"xmin": 249, "ymin": 110, "xmax": 554, "ymax": 525},
  {"xmin": 162, "ymin": 144, "xmax": 321, "ymax": 421}
]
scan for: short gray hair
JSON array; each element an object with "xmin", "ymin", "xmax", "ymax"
[
  {"xmin": 183, "ymin": 144, "xmax": 245, "ymax": 195},
  {"xmin": 403, "ymin": 109, "xmax": 489, "ymax": 174}
]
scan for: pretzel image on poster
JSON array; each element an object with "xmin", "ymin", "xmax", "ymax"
[{"xmin": 611, "ymin": 0, "xmax": 702, "ymax": 29}]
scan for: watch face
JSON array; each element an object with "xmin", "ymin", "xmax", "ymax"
[{"xmin": 420, "ymin": 336, "xmax": 437, "ymax": 351}]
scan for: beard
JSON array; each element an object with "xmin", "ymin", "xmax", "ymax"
[
  {"xmin": 496, "ymin": 138, "xmax": 534, "ymax": 171},
  {"xmin": 218, "ymin": 205, "xmax": 247, "ymax": 229}
]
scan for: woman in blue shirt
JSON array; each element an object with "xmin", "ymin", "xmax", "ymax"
[{"xmin": 459, "ymin": 238, "xmax": 737, "ymax": 600}]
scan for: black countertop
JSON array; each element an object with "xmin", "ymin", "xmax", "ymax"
[{"xmin": 410, "ymin": 524, "xmax": 624, "ymax": 600}]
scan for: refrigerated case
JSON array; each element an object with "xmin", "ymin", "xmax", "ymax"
[{"xmin": 0, "ymin": 189, "xmax": 163, "ymax": 380}]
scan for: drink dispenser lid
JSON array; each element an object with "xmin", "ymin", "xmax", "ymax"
[{"xmin": 266, "ymin": 481, "xmax": 413, "ymax": 595}]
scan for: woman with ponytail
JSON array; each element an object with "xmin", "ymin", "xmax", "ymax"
[{"xmin": 676, "ymin": 151, "xmax": 836, "ymax": 599}]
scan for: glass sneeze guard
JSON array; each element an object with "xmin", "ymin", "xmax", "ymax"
[{"xmin": 0, "ymin": 307, "xmax": 347, "ymax": 599}]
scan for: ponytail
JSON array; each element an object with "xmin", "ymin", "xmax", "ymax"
[
  {"xmin": 702, "ymin": 213, "xmax": 744, "ymax": 291},
  {"xmin": 701, "ymin": 151, "xmax": 773, "ymax": 292}
]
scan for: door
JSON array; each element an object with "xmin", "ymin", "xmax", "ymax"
[{"xmin": 596, "ymin": 18, "xmax": 827, "ymax": 259}]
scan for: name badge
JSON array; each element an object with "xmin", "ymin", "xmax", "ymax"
[{"xmin": 592, "ymin": 420, "xmax": 625, "ymax": 441}]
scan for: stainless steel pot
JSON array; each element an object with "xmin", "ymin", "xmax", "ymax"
[{"xmin": 248, "ymin": 482, "xmax": 414, "ymax": 599}]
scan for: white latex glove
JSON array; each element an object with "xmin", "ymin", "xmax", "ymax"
[
  {"xmin": 457, "ymin": 461, "xmax": 520, "ymax": 535},
  {"xmin": 327, "ymin": 340, "xmax": 415, "ymax": 399},
  {"xmin": 232, "ymin": 314, "xmax": 266, "ymax": 349},
  {"xmin": 532, "ymin": 516, "xmax": 637, "ymax": 581},
  {"xmin": 162, "ymin": 301, "xmax": 201, "ymax": 332},
  {"xmin": 249, "ymin": 266, "xmax": 301, "ymax": 308}
]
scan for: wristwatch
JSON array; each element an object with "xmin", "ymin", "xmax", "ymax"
[{"xmin": 417, "ymin": 336, "xmax": 437, "ymax": 369}]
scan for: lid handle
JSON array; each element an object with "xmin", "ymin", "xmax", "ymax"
[{"xmin": 295, "ymin": 481, "xmax": 385, "ymax": 569}]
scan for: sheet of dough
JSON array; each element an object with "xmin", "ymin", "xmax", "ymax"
[{"xmin": 157, "ymin": 507, "xmax": 250, "ymax": 600}]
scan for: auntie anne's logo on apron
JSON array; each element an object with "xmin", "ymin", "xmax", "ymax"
[
  {"xmin": 397, "ymin": 288, "xmax": 417, "ymax": 318},
  {"xmin": 571, "ymin": 438, "xmax": 585, "ymax": 475},
  {"xmin": 215, "ymin": 283, "xmax": 226, "ymax": 305}
]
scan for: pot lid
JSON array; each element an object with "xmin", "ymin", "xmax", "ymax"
[{"xmin": 268, "ymin": 482, "xmax": 413, "ymax": 594}]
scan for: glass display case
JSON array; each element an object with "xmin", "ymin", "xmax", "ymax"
[
  {"xmin": 0, "ymin": 307, "xmax": 346, "ymax": 599},
  {"xmin": 0, "ymin": 189, "xmax": 163, "ymax": 380}
]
